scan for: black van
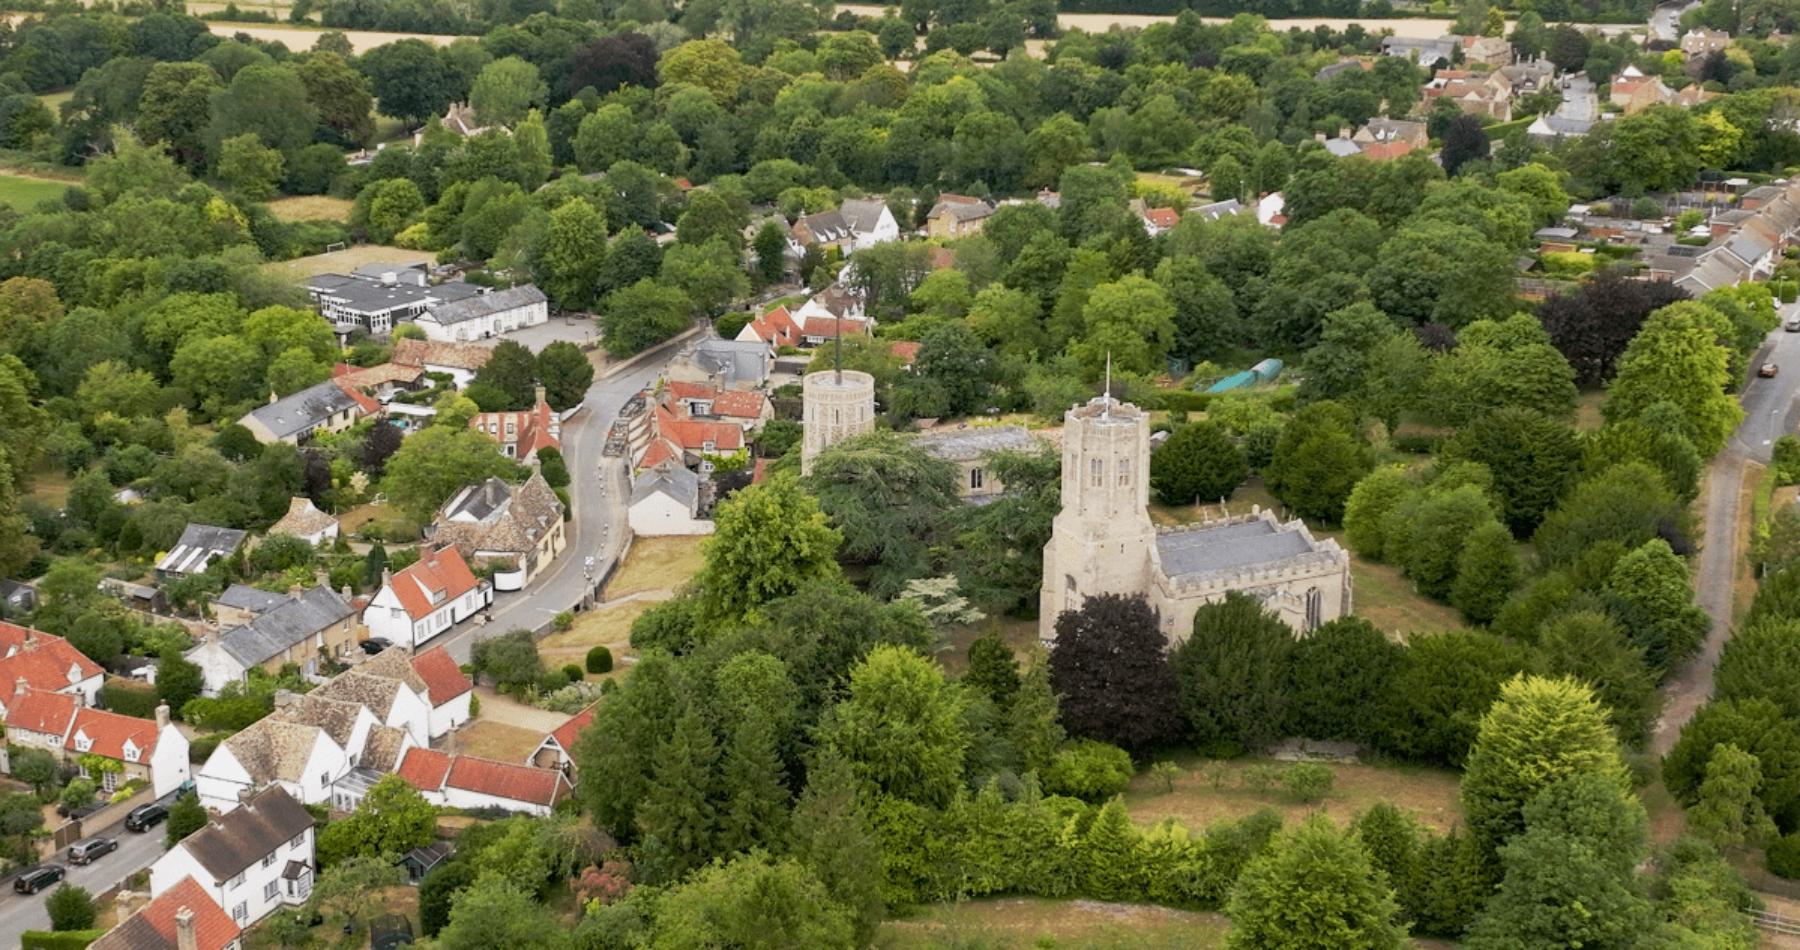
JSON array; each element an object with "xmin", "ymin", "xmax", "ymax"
[
  {"xmin": 124, "ymin": 802, "xmax": 168, "ymax": 832},
  {"xmin": 13, "ymin": 865, "xmax": 64, "ymax": 894}
]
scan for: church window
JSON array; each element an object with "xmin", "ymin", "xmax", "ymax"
[
  {"xmin": 1305, "ymin": 587, "xmax": 1322, "ymax": 632},
  {"xmin": 970, "ymin": 468, "xmax": 983, "ymax": 490},
  {"xmin": 1117, "ymin": 458, "xmax": 1131, "ymax": 486},
  {"xmin": 1090, "ymin": 458, "xmax": 1103, "ymax": 486}
]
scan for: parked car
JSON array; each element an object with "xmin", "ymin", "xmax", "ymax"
[
  {"xmin": 359, "ymin": 637, "xmax": 392, "ymax": 655},
  {"xmin": 1761, "ymin": 363, "xmax": 1781, "ymax": 378},
  {"xmin": 1785, "ymin": 317, "xmax": 1800, "ymax": 331},
  {"xmin": 124, "ymin": 802, "xmax": 168, "ymax": 832},
  {"xmin": 13, "ymin": 865, "xmax": 64, "ymax": 894},
  {"xmin": 67, "ymin": 836, "xmax": 117, "ymax": 865}
]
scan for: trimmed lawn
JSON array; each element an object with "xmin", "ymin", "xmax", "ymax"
[
  {"xmin": 261, "ymin": 243, "xmax": 425, "ymax": 281},
  {"xmin": 1150, "ymin": 476, "xmax": 1281, "ymax": 527},
  {"xmin": 0, "ymin": 172, "xmax": 70, "ymax": 210},
  {"xmin": 934, "ymin": 616, "xmax": 1039, "ymax": 675},
  {"xmin": 450, "ymin": 719, "xmax": 543, "ymax": 761},
  {"xmin": 877, "ymin": 898, "xmax": 1230, "ymax": 949},
  {"xmin": 267, "ymin": 195, "xmax": 354, "ymax": 222},
  {"xmin": 1347, "ymin": 556, "xmax": 1465, "ymax": 638},
  {"xmin": 1123, "ymin": 754, "xmax": 1465, "ymax": 833},
  {"xmin": 604, "ymin": 536, "xmax": 706, "ymax": 599}
]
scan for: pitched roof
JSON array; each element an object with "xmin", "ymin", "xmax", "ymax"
[
  {"xmin": 890, "ymin": 340, "xmax": 921, "ymax": 365},
  {"xmin": 839, "ymin": 198, "xmax": 890, "ymax": 234},
  {"xmin": 432, "ymin": 474, "xmax": 564, "ymax": 559},
  {"xmin": 445, "ymin": 754, "xmax": 570, "ymax": 806},
  {"xmin": 392, "ymin": 338, "xmax": 493, "ymax": 372},
  {"xmin": 630, "ymin": 460, "xmax": 701, "ymax": 511},
  {"xmin": 469, "ymin": 397, "xmax": 560, "ymax": 457},
  {"xmin": 332, "ymin": 361, "xmax": 424, "ymax": 391},
  {"xmin": 412, "ymin": 647, "xmax": 472, "ymax": 706},
  {"xmin": 914, "ymin": 425, "xmax": 1039, "ymax": 462},
  {"xmin": 796, "ymin": 209, "xmax": 851, "ymax": 243},
  {"xmin": 66, "ymin": 706, "xmax": 161, "ymax": 762},
  {"xmin": 312, "ymin": 670, "xmax": 407, "ymax": 720},
  {"xmin": 5, "ymin": 688, "xmax": 75, "ymax": 737},
  {"xmin": 356, "ymin": 646, "xmax": 433, "ymax": 697},
  {"xmin": 545, "ymin": 705, "xmax": 596, "ymax": 758},
  {"xmin": 219, "ymin": 717, "xmax": 330, "ymax": 784},
  {"xmin": 179, "ymin": 786, "xmax": 314, "ymax": 882},
  {"xmin": 665, "ymin": 381, "xmax": 766, "ymax": 420},
  {"xmin": 242, "ymin": 379, "xmax": 369, "ymax": 441},
  {"xmin": 0, "ymin": 624, "xmax": 103, "ymax": 709},
  {"xmin": 928, "ymin": 200, "xmax": 994, "ymax": 224},
  {"xmin": 1144, "ymin": 207, "xmax": 1180, "ymax": 229},
  {"xmin": 801, "ymin": 316, "xmax": 870, "ymax": 340},
  {"xmin": 423, "ymin": 284, "xmax": 548, "ymax": 326},
  {"xmin": 387, "ymin": 547, "xmax": 482, "ymax": 621},
  {"xmin": 396, "ymin": 746, "xmax": 453, "ymax": 791},
  {"xmin": 214, "ymin": 584, "xmax": 289, "ymax": 614},
  {"xmin": 651, "ymin": 403, "xmax": 744, "ymax": 453},
  {"xmin": 215, "ymin": 586, "xmax": 354, "ymax": 668},
  {"xmin": 156, "ymin": 524, "xmax": 248, "ymax": 575},
  {"xmin": 359, "ymin": 724, "xmax": 409, "ymax": 773},
  {"xmin": 90, "ymin": 876, "xmax": 241, "ymax": 950},
  {"xmin": 743, "ymin": 306, "xmax": 801, "ymax": 347}
]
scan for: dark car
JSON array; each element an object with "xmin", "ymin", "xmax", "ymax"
[
  {"xmin": 359, "ymin": 638, "xmax": 392, "ymax": 655},
  {"xmin": 13, "ymin": 864, "xmax": 64, "ymax": 894},
  {"xmin": 67, "ymin": 836, "xmax": 117, "ymax": 865},
  {"xmin": 124, "ymin": 802, "xmax": 169, "ymax": 832}
]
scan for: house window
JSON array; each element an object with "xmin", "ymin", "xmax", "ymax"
[
  {"xmin": 290, "ymin": 833, "xmax": 305, "ymax": 851},
  {"xmin": 1305, "ymin": 587, "xmax": 1323, "ymax": 632},
  {"xmin": 265, "ymin": 880, "xmax": 280, "ymax": 901},
  {"xmin": 970, "ymin": 468, "xmax": 983, "ymax": 490},
  {"xmin": 228, "ymin": 872, "xmax": 245, "ymax": 890},
  {"xmin": 263, "ymin": 852, "xmax": 277, "ymax": 868},
  {"xmin": 319, "ymin": 772, "xmax": 330, "ymax": 787},
  {"xmin": 232, "ymin": 901, "xmax": 248, "ymax": 924}
]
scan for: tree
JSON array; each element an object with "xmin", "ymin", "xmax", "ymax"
[
  {"xmin": 657, "ymin": 39, "xmax": 748, "ymax": 105},
  {"xmin": 535, "ymin": 198, "xmax": 606, "ymax": 312},
  {"xmin": 953, "ymin": 447, "xmax": 1060, "ymax": 613},
  {"xmin": 207, "ymin": 64, "xmax": 318, "ymax": 158},
  {"xmin": 1172, "ymin": 593, "xmax": 1295, "ymax": 755},
  {"xmin": 1603, "ymin": 538, "xmax": 1709, "ymax": 672},
  {"xmin": 1451, "ymin": 521, "xmax": 1521, "ymax": 625},
  {"xmin": 157, "ymin": 652, "xmax": 204, "ymax": 713},
  {"xmin": 805, "ymin": 431, "xmax": 959, "ymax": 599},
  {"xmin": 165, "ymin": 792, "xmax": 207, "ymax": 847},
  {"xmin": 470, "ymin": 340, "xmax": 537, "ymax": 412},
  {"xmin": 1538, "ymin": 270, "xmax": 1688, "ymax": 386},
  {"xmin": 816, "ymin": 645, "xmax": 969, "ymax": 808},
  {"xmin": 1440, "ymin": 114, "xmax": 1490, "ymax": 176},
  {"xmin": 295, "ymin": 51, "xmax": 374, "ymax": 147},
  {"xmin": 1286, "ymin": 617, "xmax": 1404, "ymax": 745},
  {"xmin": 469, "ymin": 56, "xmax": 545, "ymax": 128},
  {"xmin": 1265, "ymin": 401, "xmax": 1371, "ymax": 524},
  {"xmin": 568, "ymin": 32, "xmax": 659, "ymax": 95},
  {"xmin": 316, "ymin": 775, "xmax": 437, "ymax": 868},
  {"xmin": 534, "ymin": 342, "xmax": 592, "ymax": 412},
  {"xmin": 1716, "ymin": 619, "xmax": 1800, "ymax": 718},
  {"xmin": 662, "ymin": 239, "xmax": 749, "ymax": 318},
  {"xmin": 602, "ymin": 280, "xmax": 692, "ymax": 358},
  {"xmin": 692, "ymin": 477, "xmax": 841, "ymax": 627},
  {"xmin": 213, "ymin": 133, "xmax": 283, "ymax": 199},
  {"xmin": 1376, "ymin": 630, "xmax": 1538, "ymax": 766},
  {"xmin": 1429, "ymin": 315, "xmax": 1579, "ymax": 428},
  {"xmin": 1069, "ymin": 275, "xmax": 1176, "ymax": 379},
  {"xmin": 1441, "ymin": 408, "xmax": 1582, "ymax": 535},
  {"xmin": 427, "ymin": 872, "xmax": 560, "ymax": 950},
  {"xmin": 135, "ymin": 62, "xmax": 221, "ymax": 168},
  {"xmin": 513, "ymin": 109, "xmax": 551, "ymax": 191},
  {"xmin": 963, "ymin": 632, "xmax": 1020, "ymax": 709},
  {"xmin": 1151, "ymin": 422, "xmax": 1247, "ymax": 506},
  {"xmin": 381, "ymin": 427, "xmax": 516, "ymax": 523},
  {"xmin": 1605, "ymin": 301, "xmax": 1742, "ymax": 458},
  {"xmin": 1664, "ymin": 699, "xmax": 1800, "ymax": 823},
  {"xmin": 46, "ymin": 884, "xmax": 95, "ymax": 931},
  {"xmin": 1225, "ymin": 813, "xmax": 1406, "ymax": 950},
  {"xmin": 1342, "ymin": 466, "xmax": 1414, "ymax": 559},
  {"xmin": 1049, "ymin": 593, "xmax": 1183, "ymax": 752},
  {"xmin": 1536, "ymin": 611, "xmax": 1659, "ymax": 746},
  {"xmin": 790, "ymin": 753, "xmax": 884, "ymax": 946},
  {"xmin": 635, "ymin": 705, "xmax": 719, "ymax": 883},
  {"xmin": 360, "ymin": 40, "xmax": 455, "ymax": 124},
  {"xmin": 1688, "ymin": 743, "xmax": 1778, "ymax": 849},
  {"xmin": 1367, "ymin": 220, "xmax": 1516, "ymax": 328},
  {"xmin": 1533, "ymin": 461, "xmax": 1684, "ymax": 567},
  {"xmin": 653, "ymin": 853, "xmax": 856, "ymax": 949},
  {"xmin": 1461, "ymin": 675, "xmax": 1630, "ymax": 866},
  {"xmin": 753, "ymin": 221, "xmax": 789, "ymax": 284},
  {"xmin": 356, "ymin": 178, "xmax": 425, "ymax": 244},
  {"xmin": 308, "ymin": 855, "xmax": 406, "ymax": 933}
]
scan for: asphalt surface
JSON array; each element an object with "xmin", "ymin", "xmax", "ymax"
[
  {"xmin": 435, "ymin": 331, "xmax": 693, "ymax": 664},
  {"xmin": 0, "ymin": 821, "xmax": 168, "ymax": 946},
  {"xmin": 1652, "ymin": 314, "xmax": 1800, "ymax": 754},
  {"xmin": 1649, "ymin": 0, "xmax": 1699, "ymax": 44}
]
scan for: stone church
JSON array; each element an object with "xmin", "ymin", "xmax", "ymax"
[{"xmin": 1038, "ymin": 392, "xmax": 1353, "ymax": 643}]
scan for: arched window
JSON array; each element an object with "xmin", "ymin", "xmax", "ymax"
[
  {"xmin": 1305, "ymin": 587, "xmax": 1322, "ymax": 632},
  {"xmin": 1117, "ymin": 457, "xmax": 1131, "ymax": 486},
  {"xmin": 1090, "ymin": 458, "xmax": 1103, "ymax": 486}
]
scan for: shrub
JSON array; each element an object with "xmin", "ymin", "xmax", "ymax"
[
  {"xmin": 1280, "ymin": 763, "xmax": 1334, "ymax": 803},
  {"xmin": 45, "ymin": 884, "xmax": 94, "ymax": 931},
  {"xmin": 553, "ymin": 611, "xmax": 575, "ymax": 631},
  {"xmin": 1769, "ymin": 834, "xmax": 1800, "ymax": 879},
  {"xmin": 188, "ymin": 733, "xmax": 224, "ymax": 764},
  {"xmin": 586, "ymin": 645, "xmax": 613, "ymax": 674},
  {"xmin": 1241, "ymin": 764, "xmax": 1282, "ymax": 795},
  {"xmin": 1041, "ymin": 740, "xmax": 1136, "ymax": 802},
  {"xmin": 469, "ymin": 695, "xmax": 480, "ymax": 718},
  {"xmin": 98, "ymin": 681, "xmax": 159, "ymax": 718},
  {"xmin": 21, "ymin": 931, "xmax": 105, "ymax": 949},
  {"xmin": 561, "ymin": 663, "xmax": 584, "ymax": 683}
]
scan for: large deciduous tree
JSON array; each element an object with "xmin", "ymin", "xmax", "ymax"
[
  {"xmin": 381, "ymin": 427, "xmax": 516, "ymax": 523},
  {"xmin": 1049, "ymin": 593, "xmax": 1183, "ymax": 752},
  {"xmin": 816, "ymin": 645, "xmax": 968, "ymax": 808},
  {"xmin": 1265, "ymin": 400, "xmax": 1371, "ymax": 524},
  {"xmin": 1538, "ymin": 270, "xmax": 1689, "ymax": 386},
  {"xmin": 693, "ymin": 477, "xmax": 841, "ymax": 627},
  {"xmin": 1605, "ymin": 301, "xmax": 1742, "ymax": 458}
]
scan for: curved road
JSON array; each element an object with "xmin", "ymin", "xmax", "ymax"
[{"xmin": 1653, "ymin": 313, "xmax": 1800, "ymax": 753}]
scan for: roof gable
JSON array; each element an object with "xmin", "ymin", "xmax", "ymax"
[{"xmin": 179, "ymin": 786, "xmax": 314, "ymax": 882}]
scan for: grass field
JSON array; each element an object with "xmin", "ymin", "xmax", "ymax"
[
  {"xmin": 877, "ymin": 898, "xmax": 1230, "ymax": 949},
  {"xmin": 262, "ymin": 243, "xmax": 424, "ymax": 281},
  {"xmin": 1347, "ymin": 556, "xmax": 1464, "ymax": 638},
  {"xmin": 268, "ymin": 195, "xmax": 353, "ymax": 222},
  {"xmin": 26, "ymin": 464, "xmax": 72, "ymax": 509},
  {"xmin": 36, "ymin": 89, "xmax": 72, "ymax": 114},
  {"xmin": 1123, "ymin": 754, "xmax": 1465, "ymax": 833},
  {"xmin": 537, "ymin": 599, "xmax": 648, "ymax": 677},
  {"xmin": 449, "ymin": 719, "xmax": 542, "ymax": 761},
  {"xmin": 604, "ymin": 536, "xmax": 706, "ymax": 599},
  {"xmin": 0, "ymin": 172, "xmax": 70, "ymax": 209}
]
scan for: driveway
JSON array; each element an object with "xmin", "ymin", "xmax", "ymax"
[
  {"xmin": 432, "ymin": 329, "xmax": 698, "ymax": 664},
  {"xmin": 1653, "ymin": 314, "xmax": 1800, "ymax": 753},
  {"xmin": 0, "ymin": 821, "xmax": 168, "ymax": 947}
]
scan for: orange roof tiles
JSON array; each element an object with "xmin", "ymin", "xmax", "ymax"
[
  {"xmin": 1144, "ymin": 208, "xmax": 1179, "ymax": 229},
  {"xmin": 66, "ymin": 707, "xmax": 161, "ymax": 761},
  {"xmin": 446, "ymin": 754, "xmax": 569, "ymax": 806},
  {"xmin": 411, "ymin": 647, "xmax": 472, "ymax": 707},
  {"xmin": 0, "ymin": 623, "xmax": 102, "ymax": 709},
  {"xmin": 396, "ymin": 746, "xmax": 453, "ymax": 791},
  {"xmin": 5, "ymin": 688, "xmax": 74, "ymax": 737},
  {"xmin": 800, "ymin": 316, "xmax": 869, "ymax": 340},
  {"xmin": 90, "ymin": 875, "xmax": 241, "ymax": 950},
  {"xmin": 547, "ymin": 705, "xmax": 595, "ymax": 757},
  {"xmin": 744, "ymin": 306, "xmax": 801, "ymax": 347},
  {"xmin": 388, "ymin": 548, "xmax": 481, "ymax": 622},
  {"xmin": 889, "ymin": 340, "xmax": 921, "ymax": 365}
]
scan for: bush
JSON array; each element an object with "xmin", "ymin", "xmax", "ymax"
[
  {"xmin": 46, "ymin": 884, "xmax": 94, "ymax": 931},
  {"xmin": 188, "ymin": 733, "xmax": 225, "ymax": 764},
  {"xmin": 98, "ymin": 681, "xmax": 159, "ymax": 718},
  {"xmin": 1769, "ymin": 833, "xmax": 1800, "ymax": 879},
  {"xmin": 585, "ymin": 645, "xmax": 613, "ymax": 674},
  {"xmin": 469, "ymin": 695, "xmax": 480, "ymax": 718},
  {"xmin": 1041, "ymin": 740, "xmax": 1136, "ymax": 802},
  {"xmin": 561, "ymin": 663, "xmax": 584, "ymax": 682},
  {"xmin": 1279, "ymin": 763, "xmax": 1334, "ymax": 803},
  {"xmin": 1775, "ymin": 436, "xmax": 1800, "ymax": 486},
  {"xmin": 553, "ymin": 611, "xmax": 574, "ymax": 631},
  {"xmin": 21, "ymin": 931, "xmax": 105, "ymax": 949}
]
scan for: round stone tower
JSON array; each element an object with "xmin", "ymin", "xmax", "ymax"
[{"xmin": 801, "ymin": 369, "xmax": 876, "ymax": 475}]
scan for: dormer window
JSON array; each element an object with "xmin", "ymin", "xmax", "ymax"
[
  {"xmin": 73, "ymin": 732, "xmax": 91, "ymax": 752},
  {"xmin": 123, "ymin": 742, "xmax": 139, "ymax": 762},
  {"xmin": 66, "ymin": 664, "xmax": 81, "ymax": 684}
]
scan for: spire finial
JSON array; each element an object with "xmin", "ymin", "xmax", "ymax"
[
  {"xmin": 833, "ymin": 307, "xmax": 843, "ymax": 385},
  {"xmin": 1103, "ymin": 352, "xmax": 1113, "ymax": 417}
]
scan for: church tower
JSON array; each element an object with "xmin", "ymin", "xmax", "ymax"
[
  {"xmin": 1037, "ymin": 388, "xmax": 1156, "ymax": 642},
  {"xmin": 800, "ymin": 369, "xmax": 875, "ymax": 475}
]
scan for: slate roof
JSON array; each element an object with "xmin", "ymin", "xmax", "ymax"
[
  {"xmin": 178, "ymin": 785, "xmax": 314, "ymax": 883},
  {"xmin": 630, "ymin": 460, "xmax": 701, "ymax": 511},
  {"xmin": 839, "ymin": 198, "xmax": 890, "ymax": 235},
  {"xmin": 797, "ymin": 209, "xmax": 851, "ymax": 243},
  {"xmin": 215, "ymin": 585, "xmax": 288, "ymax": 614},
  {"xmin": 243, "ymin": 379, "xmax": 368, "ymax": 442},
  {"xmin": 1155, "ymin": 517, "xmax": 1322, "ymax": 579},
  {"xmin": 423, "ymin": 285, "xmax": 547, "ymax": 325},
  {"xmin": 690, "ymin": 338, "xmax": 770, "ymax": 386},
  {"xmin": 90, "ymin": 875, "xmax": 240, "ymax": 950},
  {"xmin": 411, "ymin": 647, "xmax": 472, "ymax": 706},
  {"xmin": 216, "ymin": 586, "xmax": 354, "ymax": 668},
  {"xmin": 914, "ymin": 425, "xmax": 1039, "ymax": 462},
  {"xmin": 157, "ymin": 524, "xmax": 247, "ymax": 576},
  {"xmin": 928, "ymin": 200, "xmax": 994, "ymax": 224}
]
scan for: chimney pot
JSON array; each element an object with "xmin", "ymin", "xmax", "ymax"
[
  {"xmin": 175, "ymin": 906, "xmax": 198, "ymax": 950},
  {"xmin": 155, "ymin": 702, "xmax": 170, "ymax": 730}
]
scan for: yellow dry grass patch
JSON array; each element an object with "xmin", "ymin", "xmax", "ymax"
[
  {"xmin": 604, "ymin": 536, "xmax": 706, "ymax": 599},
  {"xmin": 538, "ymin": 600, "xmax": 647, "ymax": 679},
  {"xmin": 877, "ymin": 897, "xmax": 1230, "ymax": 949},
  {"xmin": 268, "ymin": 195, "xmax": 353, "ymax": 222},
  {"xmin": 450, "ymin": 719, "xmax": 543, "ymax": 761},
  {"xmin": 1124, "ymin": 755, "xmax": 1465, "ymax": 833},
  {"xmin": 1348, "ymin": 556, "xmax": 1465, "ymax": 639},
  {"xmin": 262, "ymin": 243, "xmax": 425, "ymax": 281}
]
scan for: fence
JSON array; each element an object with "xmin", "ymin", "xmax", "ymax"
[{"xmin": 1753, "ymin": 909, "xmax": 1800, "ymax": 936}]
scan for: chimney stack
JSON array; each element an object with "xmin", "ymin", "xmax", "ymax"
[
  {"xmin": 155, "ymin": 702, "xmax": 170, "ymax": 730},
  {"xmin": 533, "ymin": 383, "xmax": 547, "ymax": 407},
  {"xmin": 315, "ymin": 568, "xmax": 330, "ymax": 590},
  {"xmin": 175, "ymin": 907, "xmax": 198, "ymax": 950},
  {"xmin": 381, "ymin": 567, "xmax": 392, "ymax": 588},
  {"xmin": 14, "ymin": 676, "xmax": 27, "ymax": 697},
  {"xmin": 288, "ymin": 582, "xmax": 303, "ymax": 599}
]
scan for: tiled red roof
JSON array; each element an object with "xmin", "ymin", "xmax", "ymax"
[
  {"xmin": 411, "ymin": 647, "xmax": 472, "ymax": 706},
  {"xmin": 1144, "ymin": 208, "xmax": 1179, "ymax": 229},
  {"xmin": 711, "ymin": 390, "xmax": 766, "ymax": 419},
  {"xmin": 801, "ymin": 316, "xmax": 869, "ymax": 340},
  {"xmin": 90, "ymin": 875, "xmax": 240, "ymax": 950},
  {"xmin": 547, "ymin": 705, "xmax": 595, "ymax": 757},
  {"xmin": 889, "ymin": 340, "xmax": 921, "ymax": 365},
  {"xmin": 1360, "ymin": 141, "xmax": 1413, "ymax": 161},
  {"xmin": 469, "ymin": 396, "xmax": 561, "ymax": 457},
  {"xmin": 333, "ymin": 376, "xmax": 379, "ymax": 414},
  {"xmin": 0, "ymin": 623, "xmax": 102, "ymax": 709},
  {"xmin": 66, "ymin": 706, "xmax": 160, "ymax": 762},
  {"xmin": 5, "ymin": 688, "xmax": 75, "ymax": 737},
  {"xmin": 744, "ymin": 306, "xmax": 801, "ymax": 347},
  {"xmin": 446, "ymin": 754, "xmax": 570, "ymax": 806},
  {"xmin": 396, "ymin": 746, "xmax": 453, "ymax": 792},
  {"xmin": 638, "ymin": 437, "xmax": 682, "ymax": 470},
  {"xmin": 389, "ymin": 548, "xmax": 480, "ymax": 622},
  {"xmin": 666, "ymin": 380, "xmax": 713, "ymax": 401},
  {"xmin": 751, "ymin": 459, "xmax": 771, "ymax": 484},
  {"xmin": 392, "ymin": 338, "xmax": 493, "ymax": 372},
  {"xmin": 654, "ymin": 404, "xmax": 743, "ymax": 452}
]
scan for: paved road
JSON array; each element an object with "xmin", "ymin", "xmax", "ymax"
[
  {"xmin": 1649, "ymin": 0, "xmax": 1699, "ymax": 44},
  {"xmin": 434, "ymin": 331, "xmax": 696, "ymax": 664},
  {"xmin": 1653, "ymin": 313, "xmax": 1800, "ymax": 753},
  {"xmin": 0, "ymin": 823, "xmax": 167, "ymax": 946}
]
